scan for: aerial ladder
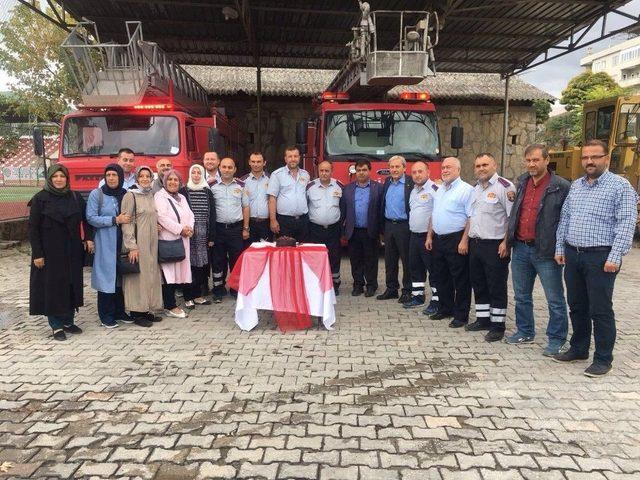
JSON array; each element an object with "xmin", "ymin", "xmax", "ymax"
[
  {"xmin": 60, "ymin": 21, "xmax": 210, "ymax": 117},
  {"xmin": 325, "ymin": 1, "xmax": 440, "ymax": 101}
]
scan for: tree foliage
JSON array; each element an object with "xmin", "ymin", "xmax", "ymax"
[
  {"xmin": 0, "ymin": 4, "xmax": 79, "ymax": 121},
  {"xmin": 560, "ymin": 71, "xmax": 620, "ymax": 111},
  {"xmin": 533, "ymin": 99, "xmax": 552, "ymax": 125}
]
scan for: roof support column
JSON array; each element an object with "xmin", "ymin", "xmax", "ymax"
[
  {"xmin": 500, "ymin": 74, "xmax": 510, "ymax": 177},
  {"xmin": 256, "ymin": 62, "xmax": 262, "ymax": 152}
]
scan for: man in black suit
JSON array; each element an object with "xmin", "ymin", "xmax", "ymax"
[
  {"xmin": 378, "ymin": 155, "xmax": 414, "ymax": 304},
  {"xmin": 341, "ymin": 159, "xmax": 384, "ymax": 297}
]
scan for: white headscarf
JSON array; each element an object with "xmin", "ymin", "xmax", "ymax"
[{"xmin": 187, "ymin": 164, "xmax": 208, "ymax": 191}]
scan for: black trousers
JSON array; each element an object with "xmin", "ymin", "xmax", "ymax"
[
  {"xmin": 432, "ymin": 230, "xmax": 471, "ymax": 323},
  {"xmin": 277, "ymin": 214, "xmax": 308, "ymax": 242},
  {"xmin": 409, "ymin": 232, "xmax": 437, "ymax": 301},
  {"xmin": 348, "ymin": 228, "xmax": 378, "ymax": 290},
  {"xmin": 184, "ymin": 265, "xmax": 209, "ymax": 301},
  {"xmin": 162, "ymin": 283, "xmax": 178, "ymax": 310},
  {"xmin": 97, "ymin": 288, "xmax": 126, "ymax": 322},
  {"xmin": 469, "ymin": 238, "xmax": 510, "ymax": 331},
  {"xmin": 308, "ymin": 221, "xmax": 342, "ymax": 287},
  {"xmin": 211, "ymin": 222, "xmax": 244, "ymax": 292},
  {"xmin": 564, "ymin": 245, "xmax": 617, "ymax": 366},
  {"xmin": 383, "ymin": 220, "xmax": 411, "ymax": 294},
  {"xmin": 248, "ymin": 217, "xmax": 273, "ymax": 243}
]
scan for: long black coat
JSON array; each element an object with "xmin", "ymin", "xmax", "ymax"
[{"xmin": 28, "ymin": 190, "xmax": 91, "ymax": 316}]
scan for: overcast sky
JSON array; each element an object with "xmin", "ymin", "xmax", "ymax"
[{"xmin": 1, "ymin": 0, "xmax": 639, "ymax": 107}]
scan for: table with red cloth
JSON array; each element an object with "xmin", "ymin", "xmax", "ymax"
[{"xmin": 227, "ymin": 242, "xmax": 337, "ymax": 331}]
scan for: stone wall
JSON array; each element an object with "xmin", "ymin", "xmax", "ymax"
[
  {"xmin": 220, "ymin": 96, "xmax": 537, "ymax": 182},
  {"xmin": 436, "ymin": 104, "xmax": 537, "ymax": 182}
]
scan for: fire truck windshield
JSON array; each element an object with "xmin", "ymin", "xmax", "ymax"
[
  {"xmin": 62, "ymin": 115, "xmax": 180, "ymax": 156},
  {"xmin": 325, "ymin": 110, "xmax": 439, "ymax": 160}
]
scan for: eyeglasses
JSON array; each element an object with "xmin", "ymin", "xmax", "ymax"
[{"xmin": 580, "ymin": 154, "xmax": 607, "ymax": 161}]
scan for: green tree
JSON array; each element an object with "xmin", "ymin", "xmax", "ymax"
[
  {"xmin": 538, "ymin": 110, "xmax": 581, "ymax": 149},
  {"xmin": 560, "ymin": 71, "xmax": 620, "ymax": 111},
  {"xmin": 0, "ymin": 4, "xmax": 78, "ymax": 121},
  {"xmin": 533, "ymin": 99, "xmax": 552, "ymax": 125}
]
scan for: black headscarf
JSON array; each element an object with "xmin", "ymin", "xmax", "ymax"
[
  {"xmin": 101, "ymin": 163, "xmax": 127, "ymax": 206},
  {"xmin": 44, "ymin": 164, "xmax": 71, "ymax": 197}
]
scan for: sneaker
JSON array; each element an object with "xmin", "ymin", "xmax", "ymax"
[
  {"xmin": 428, "ymin": 311, "xmax": 453, "ymax": 320},
  {"xmin": 175, "ymin": 289, "xmax": 184, "ymax": 298},
  {"xmin": 364, "ymin": 287, "xmax": 377, "ymax": 298},
  {"xmin": 584, "ymin": 363, "xmax": 612, "ymax": 377},
  {"xmin": 449, "ymin": 319, "xmax": 467, "ymax": 328},
  {"xmin": 134, "ymin": 317, "xmax": 153, "ymax": 328},
  {"xmin": 165, "ymin": 308, "xmax": 187, "ymax": 318},
  {"xmin": 542, "ymin": 343, "xmax": 564, "ymax": 357},
  {"xmin": 184, "ymin": 300, "xmax": 195, "ymax": 310},
  {"xmin": 53, "ymin": 329, "xmax": 67, "ymax": 341},
  {"xmin": 145, "ymin": 313, "xmax": 163, "ymax": 323},
  {"xmin": 465, "ymin": 320, "xmax": 490, "ymax": 332},
  {"xmin": 351, "ymin": 286, "xmax": 364, "ymax": 296},
  {"xmin": 194, "ymin": 298, "xmax": 212, "ymax": 305},
  {"xmin": 552, "ymin": 350, "xmax": 589, "ymax": 363},
  {"xmin": 376, "ymin": 290, "xmax": 399, "ymax": 300},
  {"xmin": 402, "ymin": 296, "xmax": 425, "ymax": 309},
  {"xmin": 485, "ymin": 329, "xmax": 505, "ymax": 342},
  {"xmin": 505, "ymin": 332, "xmax": 534, "ymax": 344},
  {"xmin": 423, "ymin": 300, "xmax": 439, "ymax": 316},
  {"xmin": 101, "ymin": 318, "xmax": 119, "ymax": 329},
  {"xmin": 63, "ymin": 324, "xmax": 83, "ymax": 334},
  {"xmin": 398, "ymin": 293, "xmax": 412, "ymax": 304},
  {"xmin": 212, "ymin": 295, "xmax": 223, "ymax": 304},
  {"xmin": 213, "ymin": 288, "xmax": 228, "ymax": 298},
  {"xmin": 119, "ymin": 313, "xmax": 134, "ymax": 324}
]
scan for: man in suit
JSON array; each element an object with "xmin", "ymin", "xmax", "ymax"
[
  {"xmin": 378, "ymin": 155, "xmax": 414, "ymax": 304},
  {"xmin": 341, "ymin": 159, "xmax": 384, "ymax": 297}
]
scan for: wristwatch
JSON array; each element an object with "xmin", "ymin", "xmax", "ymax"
[{"xmin": 243, "ymin": 226, "xmax": 250, "ymax": 232}]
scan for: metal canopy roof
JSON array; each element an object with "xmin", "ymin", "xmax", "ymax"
[{"xmin": 38, "ymin": 1, "xmax": 640, "ymax": 75}]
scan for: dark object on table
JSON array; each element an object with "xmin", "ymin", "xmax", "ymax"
[{"xmin": 276, "ymin": 236, "xmax": 297, "ymax": 247}]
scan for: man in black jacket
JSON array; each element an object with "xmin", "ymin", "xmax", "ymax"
[
  {"xmin": 505, "ymin": 144, "xmax": 570, "ymax": 357},
  {"xmin": 378, "ymin": 155, "xmax": 414, "ymax": 304}
]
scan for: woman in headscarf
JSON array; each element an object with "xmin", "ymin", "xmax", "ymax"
[
  {"xmin": 86, "ymin": 164, "xmax": 131, "ymax": 328},
  {"xmin": 28, "ymin": 164, "xmax": 94, "ymax": 341},
  {"xmin": 155, "ymin": 169, "xmax": 195, "ymax": 318},
  {"xmin": 121, "ymin": 166, "xmax": 163, "ymax": 327},
  {"xmin": 179, "ymin": 164, "xmax": 216, "ymax": 309}
]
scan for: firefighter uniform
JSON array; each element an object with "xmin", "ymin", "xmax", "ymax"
[
  {"xmin": 267, "ymin": 166, "xmax": 310, "ymax": 241},
  {"xmin": 210, "ymin": 178, "xmax": 248, "ymax": 295},
  {"xmin": 468, "ymin": 173, "xmax": 516, "ymax": 338},
  {"xmin": 407, "ymin": 180, "xmax": 439, "ymax": 307},
  {"xmin": 306, "ymin": 178, "xmax": 344, "ymax": 292},
  {"xmin": 242, "ymin": 171, "xmax": 273, "ymax": 243}
]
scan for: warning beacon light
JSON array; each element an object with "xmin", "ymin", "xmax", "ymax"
[
  {"xmin": 321, "ymin": 91, "xmax": 350, "ymax": 102},
  {"xmin": 399, "ymin": 92, "xmax": 430, "ymax": 102}
]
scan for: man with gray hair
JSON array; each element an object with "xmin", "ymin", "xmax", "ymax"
[{"xmin": 378, "ymin": 155, "xmax": 414, "ymax": 303}]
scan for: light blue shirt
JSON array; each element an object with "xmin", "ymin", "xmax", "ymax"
[
  {"xmin": 432, "ymin": 177, "xmax": 474, "ymax": 235},
  {"xmin": 267, "ymin": 166, "xmax": 310, "ymax": 216},
  {"xmin": 307, "ymin": 178, "xmax": 343, "ymax": 226},
  {"xmin": 243, "ymin": 172, "xmax": 270, "ymax": 219},
  {"xmin": 354, "ymin": 181, "xmax": 371, "ymax": 228},
  {"xmin": 210, "ymin": 178, "xmax": 249, "ymax": 224},
  {"xmin": 98, "ymin": 172, "xmax": 136, "ymax": 190},
  {"xmin": 409, "ymin": 180, "xmax": 437, "ymax": 233},
  {"xmin": 384, "ymin": 174, "xmax": 407, "ymax": 220}
]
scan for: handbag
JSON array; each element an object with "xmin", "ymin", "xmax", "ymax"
[
  {"xmin": 117, "ymin": 194, "xmax": 140, "ymax": 275},
  {"xmin": 75, "ymin": 192, "xmax": 94, "ymax": 268},
  {"xmin": 158, "ymin": 197, "xmax": 186, "ymax": 263}
]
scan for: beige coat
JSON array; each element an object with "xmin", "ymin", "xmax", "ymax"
[{"xmin": 121, "ymin": 190, "xmax": 163, "ymax": 312}]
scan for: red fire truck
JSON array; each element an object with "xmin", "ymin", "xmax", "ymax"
[
  {"xmin": 34, "ymin": 21, "xmax": 244, "ymax": 193},
  {"xmin": 297, "ymin": 6, "xmax": 462, "ymax": 184}
]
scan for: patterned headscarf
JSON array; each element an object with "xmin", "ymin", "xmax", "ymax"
[
  {"xmin": 163, "ymin": 169, "xmax": 183, "ymax": 200},
  {"xmin": 133, "ymin": 166, "xmax": 154, "ymax": 194}
]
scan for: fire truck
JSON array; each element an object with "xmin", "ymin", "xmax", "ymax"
[
  {"xmin": 34, "ymin": 21, "xmax": 244, "ymax": 194},
  {"xmin": 297, "ymin": 3, "xmax": 463, "ymax": 184}
]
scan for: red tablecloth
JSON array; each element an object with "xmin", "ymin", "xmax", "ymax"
[{"xmin": 228, "ymin": 243, "xmax": 336, "ymax": 331}]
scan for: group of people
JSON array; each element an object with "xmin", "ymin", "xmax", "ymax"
[{"xmin": 28, "ymin": 140, "xmax": 636, "ymax": 377}]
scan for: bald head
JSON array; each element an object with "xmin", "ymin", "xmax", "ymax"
[
  {"xmin": 411, "ymin": 161, "xmax": 430, "ymax": 186},
  {"xmin": 441, "ymin": 157, "xmax": 461, "ymax": 184},
  {"xmin": 156, "ymin": 158, "xmax": 172, "ymax": 178},
  {"xmin": 219, "ymin": 157, "xmax": 237, "ymax": 182}
]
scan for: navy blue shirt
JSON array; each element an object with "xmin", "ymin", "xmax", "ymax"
[
  {"xmin": 354, "ymin": 181, "xmax": 371, "ymax": 228},
  {"xmin": 384, "ymin": 175, "xmax": 408, "ymax": 220}
]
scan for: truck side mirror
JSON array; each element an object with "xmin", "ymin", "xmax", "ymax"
[
  {"xmin": 208, "ymin": 128, "xmax": 226, "ymax": 158},
  {"xmin": 451, "ymin": 126, "xmax": 463, "ymax": 150},
  {"xmin": 33, "ymin": 127, "xmax": 45, "ymax": 157},
  {"xmin": 296, "ymin": 120, "xmax": 308, "ymax": 145}
]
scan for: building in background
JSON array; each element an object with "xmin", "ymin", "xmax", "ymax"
[{"xmin": 581, "ymin": 35, "xmax": 640, "ymax": 92}]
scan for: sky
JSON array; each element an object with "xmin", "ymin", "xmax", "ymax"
[{"xmin": 1, "ymin": 0, "xmax": 639, "ymax": 110}]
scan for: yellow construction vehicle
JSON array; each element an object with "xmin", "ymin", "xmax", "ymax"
[{"xmin": 550, "ymin": 94, "xmax": 640, "ymax": 189}]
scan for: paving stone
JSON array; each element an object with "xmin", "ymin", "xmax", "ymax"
[
  {"xmin": 75, "ymin": 462, "xmax": 119, "ymax": 477},
  {"xmin": 237, "ymin": 462, "xmax": 279, "ymax": 479},
  {"xmin": 279, "ymin": 463, "xmax": 319, "ymax": 479},
  {"xmin": 197, "ymin": 462, "xmax": 236, "ymax": 479}
]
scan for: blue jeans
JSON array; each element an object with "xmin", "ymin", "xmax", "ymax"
[
  {"xmin": 564, "ymin": 246, "xmax": 617, "ymax": 365},
  {"xmin": 47, "ymin": 311, "xmax": 74, "ymax": 331},
  {"xmin": 511, "ymin": 242, "xmax": 568, "ymax": 345}
]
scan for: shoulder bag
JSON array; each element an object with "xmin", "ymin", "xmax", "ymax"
[{"xmin": 157, "ymin": 197, "xmax": 186, "ymax": 263}]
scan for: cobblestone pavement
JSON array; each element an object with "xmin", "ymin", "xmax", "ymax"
[{"xmin": 0, "ymin": 247, "xmax": 639, "ymax": 480}]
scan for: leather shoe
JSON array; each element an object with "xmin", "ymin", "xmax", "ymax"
[
  {"xmin": 465, "ymin": 320, "xmax": 490, "ymax": 332},
  {"xmin": 449, "ymin": 319, "xmax": 468, "ymax": 328},
  {"xmin": 428, "ymin": 311, "xmax": 453, "ymax": 320},
  {"xmin": 398, "ymin": 293, "xmax": 412, "ymax": 304},
  {"xmin": 376, "ymin": 290, "xmax": 398, "ymax": 300},
  {"xmin": 351, "ymin": 286, "xmax": 364, "ymax": 296},
  {"xmin": 364, "ymin": 287, "xmax": 376, "ymax": 298},
  {"xmin": 485, "ymin": 329, "xmax": 505, "ymax": 342}
]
